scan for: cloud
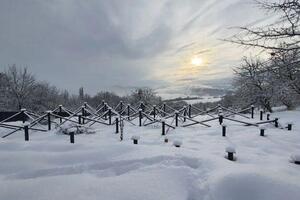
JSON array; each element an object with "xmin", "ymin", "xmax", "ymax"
[{"xmin": 0, "ymin": 0, "xmax": 268, "ymax": 97}]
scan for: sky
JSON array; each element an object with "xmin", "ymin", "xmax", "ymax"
[{"xmin": 0, "ymin": 0, "xmax": 271, "ymax": 99}]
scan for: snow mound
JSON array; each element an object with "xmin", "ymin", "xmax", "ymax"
[
  {"xmin": 58, "ymin": 122, "xmax": 95, "ymax": 135},
  {"xmin": 211, "ymin": 172, "xmax": 300, "ymax": 200}
]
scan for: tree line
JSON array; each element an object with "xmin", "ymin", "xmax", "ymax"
[{"xmin": 0, "ymin": 65, "xmax": 162, "ymax": 112}]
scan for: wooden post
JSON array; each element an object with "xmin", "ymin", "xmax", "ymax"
[
  {"xmin": 153, "ymin": 105, "xmax": 156, "ymax": 119},
  {"xmin": 162, "ymin": 121, "xmax": 165, "ymax": 136},
  {"xmin": 24, "ymin": 124, "xmax": 29, "ymax": 141},
  {"xmin": 127, "ymin": 104, "xmax": 130, "ymax": 120},
  {"xmin": 228, "ymin": 152, "xmax": 234, "ymax": 161},
  {"xmin": 70, "ymin": 132, "xmax": 75, "ymax": 143},
  {"xmin": 108, "ymin": 108, "xmax": 112, "ymax": 125},
  {"xmin": 104, "ymin": 103, "xmax": 107, "ymax": 120},
  {"xmin": 251, "ymin": 105, "xmax": 254, "ymax": 119},
  {"xmin": 141, "ymin": 102, "xmax": 145, "ymax": 112},
  {"xmin": 21, "ymin": 109, "xmax": 26, "ymax": 123},
  {"xmin": 81, "ymin": 106, "xmax": 85, "ymax": 124},
  {"xmin": 139, "ymin": 109, "xmax": 142, "ymax": 127},
  {"xmin": 260, "ymin": 128, "xmax": 265, "ymax": 136},
  {"xmin": 260, "ymin": 109, "xmax": 263, "ymax": 121},
  {"xmin": 219, "ymin": 115, "xmax": 224, "ymax": 125},
  {"xmin": 59, "ymin": 105, "xmax": 63, "ymax": 123},
  {"xmin": 163, "ymin": 103, "xmax": 166, "ymax": 117},
  {"xmin": 120, "ymin": 101, "xmax": 123, "ymax": 112},
  {"xmin": 222, "ymin": 125, "xmax": 226, "ymax": 137},
  {"xmin": 188, "ymin": 104, "xmax": 192, "ymax": 118},
  {"xmin": 120, "ymin": 118, "xmax": 124, "ymax": 141},
  {"xmin": 274, "ymin": 118, "xmax": 279, "ymax": 128},
  {"xmin": 266, "ymin": 113, "xmax": 270, "ymax": 120},
  {"xmin": 78, "ymin": 114, "xmax": 82, "ymax": 124},
  {"xmin": 47, "ymin": 111, "xmax": 51, "ymax": 131},
  {"xmin": 183, "ymin": 107, "xmax": 186, "ymax": 122},
  {"xmin": 287, "ymin": 123, "xmax": 292, "ymax": 131},
  {"xmin": 175, "ymin": 111, "xmax": 179, "ymax": 127},
  {"xmin": 115, "ymin": 117, "xmax": 119, "ymax": 133}
]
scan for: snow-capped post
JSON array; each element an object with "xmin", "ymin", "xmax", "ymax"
[
  {"xmin": 108, "ymin": 108, "xmax": 112, "ymax": 125},
  {"xmin": 127, "ymin": 104, "xmax": 130, "ymax": 120},
  {"xmin": 24, "ymin": 123, "xmax": 29, "ymax": 141},
  {"xmin": 131, "ymin": 135, "xmax": 140, "ymax": 144},
  {"xmin": 69, "ymin": 131, "xmax": 75, "ymax": 144},
  {"xmin": 259, "ymin": 125, "xmax": 266, "ymax": 136},
  {"xmin": 47, "ymin": 110, "xmax": 52, "ymax": 131},
  {"xmin": 59, "ymin": 105, "xmax": 63, "ymax": 123},
  {"xmin": 78, "ymin": 114, "xmax": 82, "ymax": 125},
  {"xmin": 226, "ymin": 146, "xmax": 236, "ymax": 161},
  {"xmin": 153, "ymin": 105, "xmax": 156, "ymax": 119},
  {"xmin": 274, "ymin": 118, "xmax": 279, "ymax": 128},
  {"xmin": 81, "ymin": 106, "xmax": 85, "ymax": 124},
  {"xmin": 260, "ymin": 109, "xmax": 263, "ymax": 121},
  {"xmin": 188, "ymin": 104, "xmax": 192, "ymax": 118},
  {"xmin": 287, "ymin": 122, "xmax": 293, "ymax": 131},
  {"xmin": 21, "ymin": 108, "xmax": 26, "ymax": 123},
  {"xmin": 218, "ymin": 113, "xmax": 224, "ymax": 125},
  {"xmin": 251, "ymin": 105, "xmax": 254, "ymax": 119},
  {"xmin": 175, "ymin": 111, "xmax": 179, "ymax": 127},
  {"xmin": 115, "ymin": 117, "xmax": 119, "ymax": 133},
  {"xmin": 138, "ymin": 109, "xmax": 142, "ymax": 127},
  {"xmin": 291, "ymin": 154, "xmax": 300, "ymax": 165},
  {"xmin": 266, "ymin": 112, "xmax": 270, "ymax": 120},
  {"xmin": 173, "ymin": 140, "xmax": 182, "ymax": 148},
  {"xmin": 222, "ymin": 123, "xmax": 226, "ymax": 137},
  {"xmin": 161, "ymin": 119, "xmax": 165, "ymax": 136}
]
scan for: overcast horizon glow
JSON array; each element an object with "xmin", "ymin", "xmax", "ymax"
[{"xmin": 0, "ymin": 0, "xmax": 271, "ymax": 98}]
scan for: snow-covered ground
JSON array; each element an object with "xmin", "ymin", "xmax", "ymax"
[{"xmin": 0, "ymin": 109, "xmax": 300, "ymax": 200}]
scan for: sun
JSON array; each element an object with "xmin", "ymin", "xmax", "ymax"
[{"xmin": 191, "ymin": 56, "xmax": 203, "ymax": 66}]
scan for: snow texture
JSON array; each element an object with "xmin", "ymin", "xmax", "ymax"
[{"xmin": 0, "ymin": 109, "xmax": 300, "ymax": 200}]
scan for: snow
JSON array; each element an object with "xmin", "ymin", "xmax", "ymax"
[
  {"xmin": 131, "ymin": 135, "xmax": 140, "ymax": 140},
  {"xmin": 225, "ymin": 146, "xmax": 236, "ymax": 153},
  {"xmin": 0, "ymin": 109, "xmax": 300, "ymax": 199},
  {"xmin": 291, "ymin": 154, "xmax": 300, "ymax": 162}
]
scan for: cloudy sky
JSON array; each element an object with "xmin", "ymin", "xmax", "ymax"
[{"xmin": 0, "ymin": 0, "xmax": 271, "ymax": 98}]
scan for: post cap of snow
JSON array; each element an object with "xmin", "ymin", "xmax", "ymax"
[
  {"xmin": 258, "ymin": 125, "xmax": 266, "ymax": 130},
  {"xmin": 81, "ymin": 106, "xmax": 85, "ymax": 108},
  {"xmin": 161, "ymin": 118, "xmax": 165, "ymax": 122},
  {"xmin": 120, "ymin": 100, "xmax": 123, "ymax": 103},
  {"xmin": 138, "ymin": 109, "xmax": 142, "ymax": 111},
  {"xmin": 59, "ymin": 104, "xmax": 63, "ymax": 107},
  {"xmin": 266, "ymin": 112, "xmax": 271, "ymax": 115},
  {"xmin": 131, "ymin": 135, "xmax": 140, "ymax": 140},
  {"xmin": 286, "ymin": 121, "xmax": 294, "ymax": 125},
  {"xmin": 46, "ymin": 110, "xmax": 52, "ymax": 113},
  {"xmin": 251, "ymin": 105, "xmax": 254, "ymax": 107},
  {"xmin": 222, "ymin": 123, "xmax": 227, "ymax": 127},
  {"xmin": 153, "ymin": 105, "xmax": 156, "ymax": 107},
  {"xmin": 290, "ymin": 154, "xmax": 300, "ymax": 162},
  {"xmin": 259, "ymin": 109, "xmax": 264, "ymax": 112},
  {"xmin": 84, "ymin": 102, "xmax": 87, "ymax": 104},
  {"xmin": 23, "ymin": 122, "xmax": 30, "ymax": 126},
  {"xmin": 219, "ymin": 113, "xmax": 223, "ymax": 116},
  {"xmin": 183, "ymin": 106, "xmax": 187, "ymax": 108},
  {"xmin": 225, "ymin": 146, "xmax": 236, "ymax": 153},
  {"xmin": 127, "ymin": 104, "xmax": 130, "ymax": 106},
  {"xmin": 20, "ymin": 108, "xmax": 26, "ymax": 111},
  {"xmin": 175, "ymin": 111, "xmax": 179, "ymax": 114},
  {"xmin": 173, "ymin": 140, "xmax": 182, "ymax": 147},
  {"xmin": 218, "ymin": 104, "xmax": 221, "ymax": 106}
]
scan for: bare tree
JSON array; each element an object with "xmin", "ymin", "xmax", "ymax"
[
  {"xmin": 5, "ymin": 65, "xmax": 36, "ymax": 110},
  {"xmin": 233, "ymin": 57, "xmax": 275, "ymax": 112},
  {"xmin": 227, "ymin": 0, "xmax": 300, "ymax": 51}
]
